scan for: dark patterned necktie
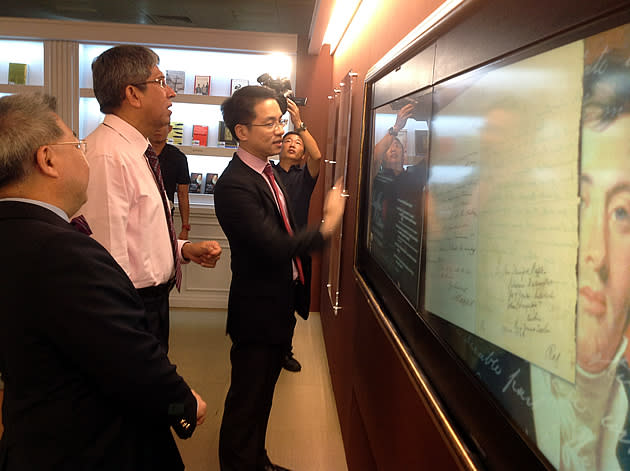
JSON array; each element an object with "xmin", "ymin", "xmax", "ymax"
[
  {"xmin": 145, "ymin": 144, "xmax": 182, "ymax": 290},
  {"xmin": 263, "ymin": 163, "xmax": 305, "ymax": 284},
  {"xmin": 70, "ymin": 214, "xmax": 92, "ymax": 235}
]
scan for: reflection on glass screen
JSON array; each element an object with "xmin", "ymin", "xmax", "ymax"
[
  {"xmin": 366, "ymin": 19, "xmax": 630, "ymax": 471},
  {"xmin": 367, "ymin": 92, "xmax": 430, "ymax": 307}
]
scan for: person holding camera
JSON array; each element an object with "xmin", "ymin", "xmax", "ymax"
[
  {"xmin": 272, "ymin": 98, "xmax": 322, "ymax": 372},
  {"xmin": 372, "ymin": 102, "xmax": 414, "ymax": 176}
]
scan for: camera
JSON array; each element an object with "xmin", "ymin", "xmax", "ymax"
[
  {"xmin": 390, "ymin": 96, "xmax": 425, "ymax": 121},
  {"xmin": 257, "ymin": 73, "xmax": 307, "ymax": 113}
]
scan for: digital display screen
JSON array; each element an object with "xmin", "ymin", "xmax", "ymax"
[{"xmin": 363, "ymin": 20, "xmax": 630, "ymax": 470}]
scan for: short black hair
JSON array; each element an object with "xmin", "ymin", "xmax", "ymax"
[
  {"xmin": 282, "ymin": 131, "xmax": 301, "ymax": 140},
  {"xmin": 221, "ymin": 85, "xmax": 280, "ymax": 142},
  {"xmin": 92, "ymin": 45, "xmax": 159, "ymax": 114}
]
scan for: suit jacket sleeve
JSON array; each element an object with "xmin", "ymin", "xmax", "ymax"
[
  {"xmin": 214, "ymin": 160, "xmax": 324, "ymax": 268},
  {"xmin": 35, "ymin": 230, "xmax": 197, "ymax": 437}
]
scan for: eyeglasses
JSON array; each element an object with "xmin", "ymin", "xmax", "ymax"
[
  {"xmin": 249, "ymin": 118, "xmax": 288, "ymax": 131},
  {"xmin": 131, "ymin": 77, "xmax": 167, "ymax": 89},
  {"xmin": 51, "ymin": 140, "xmax": 88, "ymax": 154}
]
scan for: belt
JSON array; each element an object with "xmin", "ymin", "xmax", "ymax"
[{"xmin": 137, "ymin": 278, "xmax": 176, "ymax": 298}]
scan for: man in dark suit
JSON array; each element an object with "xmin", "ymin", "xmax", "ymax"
[
  {"xmin": 0, "ymin": 93, "xmax": 206, "ymax": 470},
  {"xmin": 214, "ymin": 85, "xmax": 345, "ymax": 471}
]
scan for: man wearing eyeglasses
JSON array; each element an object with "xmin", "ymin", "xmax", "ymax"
[
  {"xmin": 77, "ymin": 45, "xmax": 222, "ymax": 353},
  {"xmin": 214, "ymin": 85, "xmax": 346, "ymax": 471},
  {"xmin": 0, "ymin": 92, "xmax": 207, "ymax": 470}
]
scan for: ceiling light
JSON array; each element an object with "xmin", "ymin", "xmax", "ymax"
[{"xmin": 322, "ymin": 0, "xmax": 362, "ymax": 55}]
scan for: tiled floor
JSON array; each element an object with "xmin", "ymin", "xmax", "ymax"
[{"xmin": 168, "ymin": 309, "xmax": 348, "ymax": 471}]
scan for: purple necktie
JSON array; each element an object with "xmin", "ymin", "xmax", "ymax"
[
  {"xmin": 145, "ymin": 144, "xmax": 182, "ymax": 291},
  {"xmin": 263, "ymin": 163, "xmax": 304, "ymax": 284},
  {"xmin": 70, "ymin": 214, "xmax": 92, "ymax": 235}
]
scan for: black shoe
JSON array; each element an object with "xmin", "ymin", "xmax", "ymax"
[
  {"xmin": 260, "ymin": 454, "xmax": 293, "ymax": 471},
  {"xmin": 282, "ymin": 353, "xmax": 302, "ymax": 372},
  {"xmin": 262, "ymin": 464, "xmax": 293, "ymax": 471}
]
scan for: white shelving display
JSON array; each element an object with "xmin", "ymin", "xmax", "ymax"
[
  {"xmin": 0, "ymin": 17, "xmax": 298, "ymax": 309},
  {"xmin": 78, "ymin": 43, "xmax": 296, "ymax": 191},
  {"xmin": 0, "ymin": 39, "xmax": 45, "ymax": 94}
]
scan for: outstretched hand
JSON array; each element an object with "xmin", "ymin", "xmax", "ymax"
[
  {"xmin": 286, "ymin": 98, "xmax": 302, "ymax": 128},
  {"xmin": 320, "ymin": 177, "xmax": 347, "ymax": 238},
  {"xmin": 393, "ymin": 103, "xmax": 414, "ymax": 132}
]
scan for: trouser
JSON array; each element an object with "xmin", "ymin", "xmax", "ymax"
[
  {"xmin": 137, "ymin": 279, "xmax": 175, "ymax": 353},
  {"xmin": 219, "ymin": 342, "xmax": 286, "ymax": 471}
]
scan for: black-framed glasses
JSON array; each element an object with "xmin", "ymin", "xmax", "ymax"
[
  {"xmin": 131, "ymin": 77, "xmax": 167, "ymax": 89},
  {"xmin": 50, "ymin": 140, "xmax": 88, "ymax": 154},
  {"xmin": 248, "ymin": 118, "xmax": 288, "ymax": 130}
]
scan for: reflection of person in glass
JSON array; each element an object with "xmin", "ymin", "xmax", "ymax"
[
  {"xmin": 372, "ymin": 103, "xmax": 414, "ymax": 175},
  {"xmin": 370, "ymin": 102, "xmax": 426, "ymax": 299}
]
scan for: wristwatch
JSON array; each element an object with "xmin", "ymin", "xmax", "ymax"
[
  {"xmin": 388, "ymin": 126, "xmax": 398, "ymax": 136},
  {"xmin": 296, "ymin": 121, "xmax": 308, "ymax": 133},
  {"xmin": 182, "ymin": 224, "xmax": 191, "ymax": 231}
]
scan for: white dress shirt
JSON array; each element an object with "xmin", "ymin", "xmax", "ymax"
[{"xmin": 79, "ymin": 114, "xmax": 186, "ymax": 289}]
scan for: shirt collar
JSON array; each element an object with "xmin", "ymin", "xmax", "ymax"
[
  {"xmin": 0, "ymin": 197, "xmax": 69, "ymax": 221},
  {"xmin": 102, "ymin": 113, "xmax": 151, "ymax": 156},
  {"xmin": 237, "ymin": 147, "xmax": 269, "ymax": 175}
]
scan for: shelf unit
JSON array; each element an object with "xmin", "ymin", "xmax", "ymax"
[
  {"xmin": 80, "ymin": 88, "xmax": 227, "ymax": 105},
  {"xmin": 0, "ymin": 84, "xmax": 44, "ymax": 95},
  {"xmin": 0, "ymin": 16, "xmax": 298, "ymax": 191},
  {"xmin": 0, "ymin": 38, "xmax": 44, "ymax": 96},
  {"xmin": 76, "ymin": 40, "xmax": 296, "ymax": 193},
  {"xmin": 0, "ymin": 17, "xmax": 299, "ymax": 308}
]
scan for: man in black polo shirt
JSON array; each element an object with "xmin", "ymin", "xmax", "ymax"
[
  {"xmin": 273, "ymin": 98, "xmax": 322, "ymax": 372},
  {"xmin": 150, "ymin": 124, "xmax": 192, "ymax": 239}
]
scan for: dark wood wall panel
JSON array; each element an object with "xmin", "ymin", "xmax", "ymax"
[
  {"xmin": 347, "ymin": 395, "xmax": 378, "ymax": 471},
  {"xmin": 433, "ymin": 0, "xmax": 630, "ymax": 82},
  {"xmin": 352, "ymin": 300, "xmax": 461, "ymax": 470}
]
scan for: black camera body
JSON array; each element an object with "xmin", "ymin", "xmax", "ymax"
[{"xmin": 257, "ymin": 73, "xmax": 307, "ymax": 113}]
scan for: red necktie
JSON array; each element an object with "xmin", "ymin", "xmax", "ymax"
[
  {"xmin": 70, "ymin": 214, "xmax": 92, "ymax": 235},
  {"xmin": 263, "ymin": 163, "xmax": 305, "ymax": 284},
  {"xmin": 145, "ymin": 144, "xmax": 182, "ymax": 291}
]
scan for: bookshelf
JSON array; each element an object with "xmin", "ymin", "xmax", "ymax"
[
  {"xmin": 0, "ymin": 18, "xmax": 297, "ymax": 197},
  {"xmin": 0, "ymin": 39, "xmax": 44, "ymax": 93},
  {"xmin": 78, "ymin": 42, "xmax": 296, "ymax": 190},
  {"xmin": 0, "ymin": 17, "xmax": 298, "ymax": 308}
]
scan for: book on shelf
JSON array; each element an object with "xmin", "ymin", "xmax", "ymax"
[
  {"xmin": 230, "ymin": 78, "xmax": 249, "ymax": 95},
  {"xmin": 204, "ymin": 173, "xmax": 219, "ymax": 194},
  {"xmin": 194, "ymin": 75, "xmax": 211, "ymax": 95},
  {"xmin": 192, "ymin": 125, "xmax": 208, "ymax": 147},
  {"xmin": 165, "ymin": 70, "xmax": 185, "ymax": 93},
  {"xmin": 168, "ymin": 122, "xmax": 184, "ymax": 145},
  {"xmin": 218, "ymin": 121, "xmax": 237, "ymax": 147},
  {"xmin": 189, "ymin": 173, "xmax": 203, "ymax": 193},
  {"xmin": 8, "ymin": 63, "xmax": 27, "ymax": 85}
]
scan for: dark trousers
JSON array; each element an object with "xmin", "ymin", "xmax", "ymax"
[
  {"xmin": 137, "ymin": 280, "xmax": 174, "ymax": 353},
  {"xmin": 219, "ymin": 342, "xmax": 286, "ymax": 471}
]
